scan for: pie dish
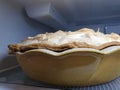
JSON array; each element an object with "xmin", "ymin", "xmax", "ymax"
[{"xmin": 8, "ymin": 28, "xmax": 120, "ymax": 86}]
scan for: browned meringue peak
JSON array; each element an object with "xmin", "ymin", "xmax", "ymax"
[{"xmin": 19, "ymin": 28, "xmax": 120, "ymax": 47}]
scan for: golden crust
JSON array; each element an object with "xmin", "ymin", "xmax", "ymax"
[
  {"xmin": 8, "ymin": 28, "xmax": 120, "ymax": 53},
  {"xmin": 8, "ymin": 41, "xmax": 120, "ymax": 54}
]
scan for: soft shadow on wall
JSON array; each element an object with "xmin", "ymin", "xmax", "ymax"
[
  {"xmin": 0, "ymin": 1, "xmax": 55, "ymax": 71},
  {"xmin": 22, "ymin": 9, "xmax": 55, "ymax": 33},
  {"xmin": 0, "ymin": 56, "xmax": 18, "ymax": 71}
]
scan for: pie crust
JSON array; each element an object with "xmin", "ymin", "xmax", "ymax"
[{"xmin": 8, "ymin": 28, "xmax": 120, "ymax": 53}]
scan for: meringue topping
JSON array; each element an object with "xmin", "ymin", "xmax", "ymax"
[
  {"xmin": 20, "ymin": 28, "xmax": 120, "ymax": 46},
  {"xmin": 8, "ymin": 28, "xmax": 120, "ymax": 53}
]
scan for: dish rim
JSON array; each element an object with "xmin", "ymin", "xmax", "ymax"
[{"xmin": 16, "ymin": 46, "xmax": 120, "ymax": 56}]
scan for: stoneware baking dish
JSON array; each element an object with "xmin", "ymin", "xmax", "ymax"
[{"xmin": 15, "ymin": 46, "xmax": 120, "ymax": 86}]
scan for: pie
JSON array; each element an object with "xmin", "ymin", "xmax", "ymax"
[{"xmin": 8, "ymin": 28, "xmax": 120, "ymax": 53}]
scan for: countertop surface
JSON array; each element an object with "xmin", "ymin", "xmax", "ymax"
[
  {"xmin": 0, "ymin": 83, "xmax": 58, "ymax": 90},
  {"xmin": 0, "ymin": 67, "xmax": 120, "ymax": 90}
]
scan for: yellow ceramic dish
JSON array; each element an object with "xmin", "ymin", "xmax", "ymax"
[{"xmin": 16, "ymin": 46, "xmax": 120, "ymax": 86}]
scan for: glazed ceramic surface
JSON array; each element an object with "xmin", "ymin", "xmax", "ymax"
[{"xmin": 16, "ymin": 46, "xmax": 120, "ymax": 86}]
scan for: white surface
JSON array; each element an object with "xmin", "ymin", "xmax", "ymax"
[
  {"xmin": 13, "ymin": 0, "xmax": 120, "ymax": 25},
  {"xmin": 10, "ymin": 0, "xmax": 120, "ymax": 31},
  {"xmin": 26, "ymin": 2, "xmax": 68, "ymax": 29},
  {"xmin": 0, "ymin": 83, "xmax": 58, "ymax": 90}
]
